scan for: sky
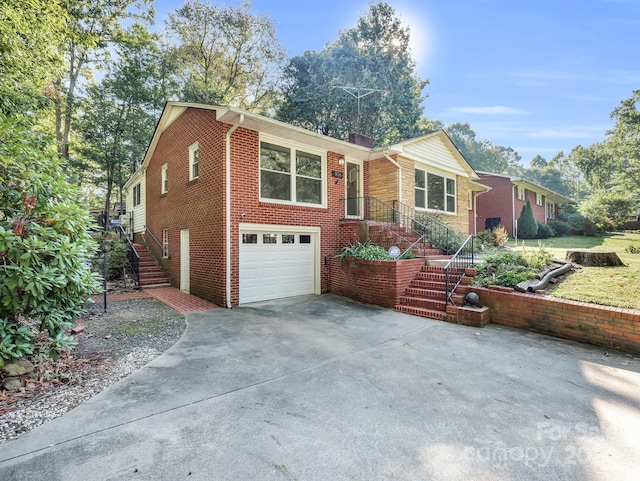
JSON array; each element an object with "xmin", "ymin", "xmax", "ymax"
[{"xmin": 153, "ymin": 0, "xmax": 640, "ymax": 166}]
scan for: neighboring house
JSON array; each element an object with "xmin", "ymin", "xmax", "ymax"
[
  {"xmin": 474, "ymin": 172, "xmax": 574, "ymax": 237},
  {"xmin": 123, "ymin": 102, "xmax": 485, "ymax": 307}
]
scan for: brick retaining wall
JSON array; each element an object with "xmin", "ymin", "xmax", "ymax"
[{"xmin": 470, "ymin": 286, "xmax": 640, "ymax": 354}]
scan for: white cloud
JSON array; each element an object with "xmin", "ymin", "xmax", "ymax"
[{"xmin": 447, "ymin": 106, "xmax": 529, "ymax": 115}]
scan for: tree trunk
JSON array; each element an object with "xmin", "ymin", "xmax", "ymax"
[{"xmin": 566, "ymin": 250, "xmax": 624, "ymax": 267}]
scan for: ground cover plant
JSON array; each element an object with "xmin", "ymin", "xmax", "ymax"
[{"xmin": 507, "ymin": 232, "xmax": 640, "ymax": 309}]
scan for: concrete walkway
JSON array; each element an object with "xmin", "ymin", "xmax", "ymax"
[{"xmin": 1, "ymin": 294, "xmax": 639, "ymax": 480}]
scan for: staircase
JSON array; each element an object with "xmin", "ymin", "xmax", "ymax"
[
  {"xmin": 395, "ymin": 265, "xmax": 469, "ymax": 320},
  {"xmin": 133, "ymin": 243, "xmax": 170, "ymax": 287}
]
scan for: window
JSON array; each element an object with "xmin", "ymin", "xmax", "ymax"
[
  {"xmin": 162, "ymin": 228, "xmax": 169, "ymax": 257},
  {"xmin": 546, "ymin": 202, "xmax": 556, "ymax": 220},
  {"xmin": 282, "ymin": 234, "xmax": 295, "ymax": 244},
  {"xmin": 242, "ymin": 233, "xmax": 258, "ymax": 244},
  {"xmin": 161, "ymin": 164, "xmax": 168, "ymax": 194},
  {"xmin": 516, "ymin": 185, "xmax": 525, "ymax": 201},
  {"xmin": 263, "ymin": 233, "xmax": 277, "ymax": 244},
  {"xmin": 535, "ymin": 192, "xmax": 543, "ymax": 206},
  {"xmin": 260, "ymin": 140, "xmax": 323, "ymax": 205},
  {"xmin": 133, "ymin": 183, "xmax": 141, "ymax": 207},
  {"xmin": 300, "ymin": 235, "xmax": 311, "ymax": 244},
  {"xmin": 189, "ymin": 142, "xmax": 200, "ymax": 180},
  {"xmin": 415, "ymin": 169, "xmax": 456, "ymax": 213}
]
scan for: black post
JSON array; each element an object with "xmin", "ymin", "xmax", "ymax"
[{"xmin": 102, "ymin": 252, "xmax": 107, "ymax": 313}]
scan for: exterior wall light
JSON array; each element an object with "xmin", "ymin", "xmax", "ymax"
[{"xmin": 338, "ymin": 157, "xmax": 345, "ymax": 165}]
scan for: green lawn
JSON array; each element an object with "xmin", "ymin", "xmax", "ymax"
[{"xmin": 506, "ymin": 232, "xmax": 640, "ymax": 310}]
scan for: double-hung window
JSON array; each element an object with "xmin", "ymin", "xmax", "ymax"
[
  {"xmin": 516, "ymin": 185, "xmax": 525, "ymax": 201},
  {"xmin": 546, "ymin": 202, "xmax": 556, "ymax": 220},
  {"xmin": 133, "ymin": 183, "xmax": 141, "ymax": 207},
  {"xmin": 535, "ymin": 192, "xmax": 543, "ymax": 206},
  {"xmin": 260, "ymin": 140, "xmax": 324, "ymax": 206},
  {"xmin": 161, "ymin": 164, "xmax": 168, "ymax": 194},
  {"xmin": 189, "ymin": 142, "xmax": 200, "ymax": 180},
  {"xmin": 415, "ymin": 168, "xmax": 456, "ymax": 213}
]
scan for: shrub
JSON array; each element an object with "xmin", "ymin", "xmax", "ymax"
[
  {"xmin": 535, "ymin": 222, "xmax": 555, "ymax": 239},
  {"xmin": 517, "ymin": 199, "xmax": 538, "ymax": 239},
  {"xmin": 548, "ymin": 220, "xmax": 571, "ymax": 237},
  {"xmin": 560, "ymin": 212, "xmax": 587, "ymax": 235},
  {"xmin": 475, "ymin": 229, "xmax": 494, "ymax": 249},
  {"xmin": 339, "ymin": 241, "xmax": 392, "ymax": 261},
  {"xmin": 0, "ymin": 115, "xmax": 100, "ymax": 365},
  {"xmin": 492, "ymin": 224, "xmax": 509, "ymax": 246},
  {"xmin": 521, "ymin": 241, "xmax": 552, "ymax": 270},
  {"xmin": 475, "ymin": 252, "xmax": 535, "ymax": 288},
  {"xmin": 626, "ymin": 243, "xmax": 640, "ymax": 254},
  {"xmin": 92, "ymin": 231, "xmax": 129, "ymax": 280}
]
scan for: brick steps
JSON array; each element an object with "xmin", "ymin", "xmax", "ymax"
[{"xmin": 133, "ymin": 243, "xmax": 170, "ymax": 287}]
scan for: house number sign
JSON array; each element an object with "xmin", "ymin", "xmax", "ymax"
[{"xmin": 331, "ymin": 170, "xmax": 344, "ymax": 178}]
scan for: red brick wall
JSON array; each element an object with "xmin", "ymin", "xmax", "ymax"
[
  {"xmin": 475, "ymin": 175, "xmax": 515, "ymax": 235},
  {"xmin": 331, "ymin": 257, "xmax": 425, "ymax": 308},
  {"xmin": 144, "ymin": 108, "xmax": 227, "ymax": 305},
  {"xmin": 144, "ymin": 106, "xmax": 355, "ymax": 306},
  {"xmin": 470, "ymin": 286, "xmax": 640, "ymax": 354}
]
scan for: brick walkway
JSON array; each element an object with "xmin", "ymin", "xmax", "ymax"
[{"xmin": 93, "ymin": 287, "xmax": 222, "ymax": 315}]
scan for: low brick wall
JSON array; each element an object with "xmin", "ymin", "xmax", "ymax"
[
  {"xmin": 470, "ymin": 286, "xmax": 640, "ymax": 354},
  {"xmin": 331, "ymin": 257, "xmax": 425, "ymax": 308}
]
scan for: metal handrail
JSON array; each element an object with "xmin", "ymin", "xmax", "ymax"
[
  {"xmin": 144, "ymin": 225, "xmax": 168, "ymax": 258},
  {"xmin": 443, "ymin": 235, "xmax": 474, "ymax": 306},
  {"xmin": 117, "ymin": 225, "xmax": 140, "ymax": 284}
]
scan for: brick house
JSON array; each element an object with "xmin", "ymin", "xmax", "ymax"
[
  {"xmin": 123, "ymin": 102, "xmax": 486, "ymax": 307},
  {"xmin": 474, "ymin": 172, "xmax": 573, "ymax": 237}
]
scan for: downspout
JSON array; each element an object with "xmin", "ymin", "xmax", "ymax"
[
  {"xmin": 383, "ymin": 151, "xmax": 402, "ymax": 204},
  {"xmin": 225, "ymin": 113, "xmax": 244, "ymax": 308}
]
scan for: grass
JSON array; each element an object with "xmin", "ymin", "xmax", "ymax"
[{"xmin": 505, "ymin": 232, "xmax": 640, "ymax": 310}]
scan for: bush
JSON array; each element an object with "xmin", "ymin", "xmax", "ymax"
[
  {"xmin": 548, "ymin": 220, "xmax": 571, "ymax": 237},
  {"xmin": 626, "ymin": 243, "xmax": 640, "ymax": 254},
  {"xmin": 492, "ymin": 224, "xmax": 509, "ymax": 246},
  {"xmin": 0, "ymin": 115, "xmax": 100, "ymax": 365},
  {"xmin": 535, "ymin": 222, "xmax": 555, "ymax": 239},
  {"xmin": 92, "ymin": 231, "xmax": 129, "ymax": 280},
  {"xmin": 339, "ymin": 241, "xmax": 392, "ymax": 261},
  {"xmin": 475, "ymin": 229, "xmax": 494, "ymax": 248},
  {"xmin": 475, "ymin": 252, "xmax": 535, "ymax": 288},
  {"xmin": 517, "ymin": 199, "xmax": 538, "ymax": 239}
]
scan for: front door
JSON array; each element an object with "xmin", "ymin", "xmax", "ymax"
[
  {"xmin": 180, "ymin": 229, "xmax": 190, "ymax": 293},
  {"xmin": 345, "ymin": 161, "xmax": 362, "ymax": 217}
]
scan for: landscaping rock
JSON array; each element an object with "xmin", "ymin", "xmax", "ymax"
[
  {"xmin": 1, "ymin": 359, "xmax": 35, "ymax": 377},
  {"xmin": 2, "ymin": 377, "xmax": 24, "ymax": 391}
]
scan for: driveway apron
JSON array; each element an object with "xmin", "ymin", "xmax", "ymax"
[{"xmin": 1, "ymin": 294, "xmax": 639, "ymax": 480}]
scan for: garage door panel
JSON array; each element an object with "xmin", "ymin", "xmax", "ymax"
[{"xmin": 239, "ymin": 229, "xmax": 316, "ymax": 304}]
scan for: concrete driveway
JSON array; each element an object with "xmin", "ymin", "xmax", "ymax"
[{"xmin": 1, "ymin": 294, "xmax": 639, "ymax": 480}]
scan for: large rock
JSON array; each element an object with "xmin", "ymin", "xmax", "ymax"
[
  {"xmin": 566, "ymin": 250, "xmax": 624, "ymax": 267},
  {"xmin": 2, "ymin": 376, "xmax": 24, "ymax": 391},
  {"xmin": 1, "ymin": 359, "xmax": 35, "ymax": 377}
]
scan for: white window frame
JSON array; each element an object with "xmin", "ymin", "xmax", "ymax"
[
  {"xmin": 516, "ymin": 185, "xmax": 525, "ymax": 201},
  {"xmin": 535, "ymin": 192, "xmax": 543, "ymax": 206},
  {"xmin": 259, "ymin": 135, "xmax": 326, "ymax": 208},
  {"xmin": 546, "ymin": 201, "xmax": 556, "ymax": 220},
  {"xmin": 162, "ymin": 228, "xmax": 169, "ymax": 258},
  {"xmin": 161, "ymin": 163, "xmax": 168, "ymax": 194},
  {"xmin": 415, "ymin": 167, "xmax": 457, "ymax": 214},
  {"xmin": 189, "ymin": 142, "xmax": 200, "ymax": 181}
]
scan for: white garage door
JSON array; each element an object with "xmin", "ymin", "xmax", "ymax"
[{"xmin": 239, "ymin": 229, "xmax": 317, "ymax": 304}]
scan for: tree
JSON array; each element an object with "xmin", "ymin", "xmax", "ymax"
[
  {"xmin": 579, "ymin": 190, "xmax": 637, "ymax": 232},
  {"xmin": 164, "ymin": 0, "xmax": 284, "ymax": 112},
  {"xmin": 577, "ymin": 90, "xmax": 640, "ymax": 193},
  {"xmin": 51, "ymin": 0, "xmax": 154, "ymax": 159},
  {"xmin": 0, "ymin": 115, "xmax": 100, "ymax": 365},
  {"xmin": 277, "ymin": 2, "xmax": 428, "ymax": 145},
  {"xmin": 517, "ymin": 199, "xmax": 538, "ymax": 239},
  {"xmin": 0, "ymin": 0, "xmax": 66, "ymax": 117},
  {"xmin": 445, "ymin": 122, "xmax": 522, "ymax": 173},
  {"xmin": 78, "ymin": 24, "xmax": 162, "ymax": 221}
]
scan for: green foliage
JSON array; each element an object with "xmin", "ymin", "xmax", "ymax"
[
  {"xmin": 474, "ymin": 252, "xmax": 535, "ymax": 288},
  {"xmin": 475, "ymin": 225, "xmax": 509, "ymax": 248},
  {"xmin": 520, "ymin": 241, "xmax": 553, "ymax": 270},
  {"xmin": 92, "ymin": 231, "xmax": 129, "ymax": 280},
  {"xmin": 579, "ymin": 190, "xmax": 637, "ymax": 233},
  {"xmin": 276, "ymin": 2, "xmax": 427, "ymax": 145},
  {"xmin": 0, "ymin": 318, "xmax": 35, "ymax": 366},
  {"xmin": 517, "ymin": 199, "xmax": 538, "ymax": 239},
  {"xmin": 548, "ymin": 220, "xmax": 571, "ymax": 237},
  {"xmin": 535, "ymin": 222, "xmax": 555, "ymax": 239},
  {"xmin": 625, "ymin": 243, "xmax": 640, "ymax": 254},
  {"xmin": 165, "ymin": 0, "xmax": 284, "ymax": 111},
  {"xmin": 0, "ymin": 115, "xmax": 101, "ymax": 364},
  {"xmin": 339, "ymin": 241, "xmax": 392, "ymax": 261}
]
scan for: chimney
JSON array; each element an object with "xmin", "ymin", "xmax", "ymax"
[{"xmin": 348, "ymin": 132, "xmax": 374, "ymax": 149}]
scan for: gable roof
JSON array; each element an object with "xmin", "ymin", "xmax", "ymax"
[
  {"xmin": 126, "ymin": 102, "xmax": 479, "ymax": 188},
  {"xmin": 477, "ymin": 171, "xmax": 574, "ymax": 204},
  {"xmin": 385, "ymin": 130, "xmax": 479, "ymax": 179}
]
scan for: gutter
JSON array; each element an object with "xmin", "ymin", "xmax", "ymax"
[
  {"xmin": 225, "ymin": 114, "xmax": 244, "ymax": 308},
  {"xmin": 383, "ymin": 151, "xmax": 402, "ymax": 203}
]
